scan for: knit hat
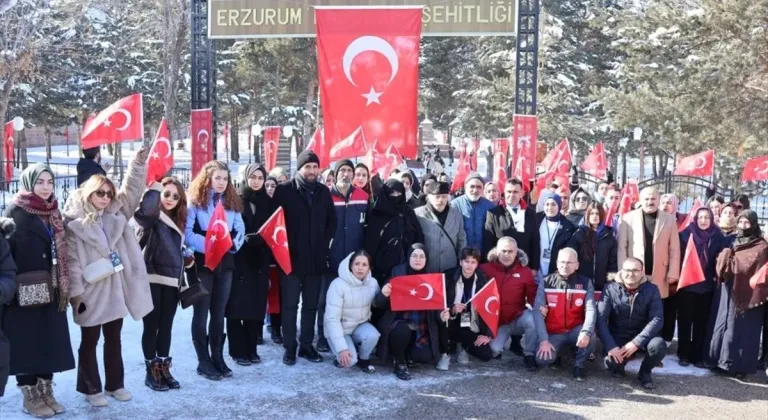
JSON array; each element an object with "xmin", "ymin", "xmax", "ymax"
[
  {"xmin": 465, "ymin": 171, "xmax": 484, "ymax": 185},
  {"xmin": 333, "ymin": 159, "xmax": 355, "ymax": 179},
  {"xmin": 297, "ymin": 150, "xmax": 320, "ymax": 170},
  {"xmin": 82, "ymin": 147, "xmax": 100, "ymax": 159}
]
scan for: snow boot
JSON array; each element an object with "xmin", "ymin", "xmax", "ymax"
[
  {"xmin": 193, "ymin": 337, "xmax": 222, "ymax": 381},
  {"xmin": 161, "ymin": 357, "xmax": 181, "ymax": 389},
  {"xmin": 144, "ymin": 359, "xmax": 169, "ymax": 392},
  {"xmin": 19, "ymin": 384, "xmax": 55, "ymax": 418},
  {"xmin": 211, "ymin": 334, "xmax": 233, "ymax": 377},
  {"xmin": 37, "ymin": 378, "xmax": 65, "ymax": 414}
]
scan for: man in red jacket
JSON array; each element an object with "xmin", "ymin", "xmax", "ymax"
[{"xmin": 479, "ymin": 236, "xmax": 539, "ymax": 371}]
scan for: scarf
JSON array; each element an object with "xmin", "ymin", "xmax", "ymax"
[
  {"xmin": 427, "ymin": 202, "xmax": 450, "ymax": 226},
  {"xmin": 294, "ymin": 172, "xmax": 317, "ymax": 204},
  {"xmin": 13, "ymin": 192, "xmax": 70, "ymax": 311},
  {"xmin": 688, "ymin": 207, "xmax": 718, "ymax": 265},
  {"xmin": 544, "ymin": 195, "xmax": 563, "ymax": 222},
  {"xmin": 734, "ymin": 210, "xmax": 762, "ymax": 246}
]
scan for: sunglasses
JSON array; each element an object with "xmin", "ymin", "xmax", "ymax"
[
  {"xmin": 163, "ymin": 191, "xmax": 181, "ymax": 201},
  {"xmin": 93, "ymin": 190, "xmax": 114, "ymax": 199}
]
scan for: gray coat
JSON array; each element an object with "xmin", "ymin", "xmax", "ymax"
[{"xmin": 414, "ymin": 204, "xmax": 467, "ymax": 273}]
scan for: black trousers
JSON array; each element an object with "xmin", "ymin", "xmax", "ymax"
[
  {"xmin": 227, "ymin": 319, "xmax": 260, "ymax": 358},
  {"xmin": 191, "ymin": 270, "xmax": 233, "ymax": 345},
  {"xmin": 448, "ymin": 323, "xmax": 493, "ymax": 362},
  {"xmin": 389, "ymin": 322, "xmax": 434, "ymax": 365},
  {"xmin": 16, "ymin": 373, "xmax": 53, "ymax": 386},
  {"xmin": 280, "ymin": 274, "xmax": 322, "ymax": 351},
  {"xmin": 142, "ymin": 283, "xmax": 179, "ymax": 359},
  {"xmin": 661, "ymin": 296, "xmax": 677, "ymax": 342},
  {"xmin": 676, "ymin": 290, "xmax": 712, "ymax": 363},
  {"xmin": 77, "ymin": 319, "xmax": 123, "ymax": 395},
  {"xmin": 316, "ymin": 274, "xmax": 334, "ymax": 343},
  {"xmin": 762, "ymin": 304, "xmax": 768, "ymax": 362}
]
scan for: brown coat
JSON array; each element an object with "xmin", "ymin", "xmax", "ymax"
[
  {"xmin": 617, "ymin": 209, "xmax": 681, "ymax": 298},
  {"xmin": 63, "ymin": 154, "xmax": 152, "ymax": 327}
]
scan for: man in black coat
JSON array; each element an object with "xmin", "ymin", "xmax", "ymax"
[
  {"xmin": 0, "ymin": 218, "xmax": 18, "ymax": 398},
  {"xmin": 484, "ymin": 178, "xmax": 540, "ymax": 271},
  {"xmin": 76, "ymin": 146, "xmax": 107, "ymax": 187},
  {"xmin": 271, "ymin": 150, "xmax": 336, "ymax": 366}
]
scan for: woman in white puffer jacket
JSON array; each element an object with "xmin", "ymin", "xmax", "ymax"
[{"xmin": 324, "ymin": 250, "xmax": 381, "ymax": 373}]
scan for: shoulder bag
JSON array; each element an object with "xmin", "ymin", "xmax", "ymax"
[{"xmin": 16, "ymin": 270, "xmax": 53, "ymax": 308}]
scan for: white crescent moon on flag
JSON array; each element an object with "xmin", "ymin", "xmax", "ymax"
[
  {"xmin": 557, "ymin": 160, "xmax": 570, "ymax": 173},
  {"xmin": 418, "ymin": 283, "xmax": 435, "ymax": 301},
  {"xmin": 197, "ymin": 129, "xmax": 209, "ymax": 143},
  {"xmin": 342, "ymin": 36, "xmax": 399, "ymax": 87},
  {"xmin": 272, "ymin": 226, "xmax": 287, "ymax": 246},
  {"xmin": 485, "ymin": 296, "xmax": 499, "ymax": 315},
  {"xmin": 156, "ymin": 137, "xmax": 172, "ymax": 158},
  {"xmin": 212, "ymin": 220, "xmax": 229, "ymax": 237},
  {"xmin": 687, "ymin": 156, "xmax": 706, "ymax": 170},
  {"xmin": 112, "ymin": 109, "xmax": 132, "ymax": 131},
  {"xmin": 755, "ymin": 161, "xmax": 768, "ymax": 174}
]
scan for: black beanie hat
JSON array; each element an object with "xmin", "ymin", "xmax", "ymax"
[
  {"xmin": 82, "ymin": 146, "xmax": 100, "ymax": 159},
  {"xmin": 333, "ymin": 159, "xmax": 355, "ymax": 179},
  {"xmin": 427, "ymin": 181, "xmax": 451, "ymax": 195},
  {"xmin": 297, "ymin": 149, "xmax": 320, "ymax": 170}
]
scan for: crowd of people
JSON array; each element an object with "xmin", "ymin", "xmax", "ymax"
[{"xmin": 0, "ymin": 146, "xmax": 766, "ymax": 418}]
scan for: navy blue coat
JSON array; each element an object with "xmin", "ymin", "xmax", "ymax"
[
  {"xmin": 329, "ymin": 185, "xmax": 369, "ymax": 271},
  {"xmin": 598, "ymin": 280, "xmax": 663, "ymax": 350},
  {"xmin": 0, "ymin": 219, "xmax": 18, "ymax": 397},
  {"xmin": 452, "ymin": 195, "xmax": 496, "ymax": 252}
]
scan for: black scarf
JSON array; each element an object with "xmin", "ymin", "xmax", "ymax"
[
  {"xmin": 428, "ymin": 202, "xmax": 450, "ymax": 226},
  {"xmin": 295, "ymin": 172, "xmax": 318, "ymax": 204},
  {"xmin": 734, "ymin": 210, "xmax": 762, "ymax": 246},
  {"xmin": 406, "ymin": 243, "xmax": 429, "ymax": 275}
]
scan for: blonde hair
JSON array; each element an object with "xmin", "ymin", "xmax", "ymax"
[{"xmin": 79, "ymin": 175, "xmax": 117, "ymax": 224}]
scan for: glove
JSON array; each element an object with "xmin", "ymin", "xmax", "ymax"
[{"xmin": 244, "ymin": 232, "xmax": 264, "ymax": 247}]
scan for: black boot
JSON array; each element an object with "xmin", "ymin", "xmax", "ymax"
[
  {"xmin": 160, "ymin": 357, "xmax": 181, "ymax": 389},
  {"xmin": 316, "ymin": 337, "xmax": 331, "ymax": 353},
  {"xmin": 250, "ymin": 346, "xmax": 261, "ymax": 364},
  {"xmin": 145, "ymin": 359, "xmax": 170, "ymax": 391},
  {"xmin": 272, "ymin": 328, "xmax": 284, "ymax": 345},
  {"xmin": 211, "ymin": 335, "xmax": 233, "ymax": 378},
  {"xmin": 193, "ymin": 338, "xmax": 222, "ymax": 381}
]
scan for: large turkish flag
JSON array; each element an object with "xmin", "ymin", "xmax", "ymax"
[
  {"xmin": 674, "ymin": 149, "xmax": 715, "ymax": 177},
  {"xmin": 190, "ymin": 108, "xmax": 213, "ymax": 177},
  {"xmin": 315, "ymin": 7, "xmax": 422, "ymax": 160},
  {"xmin": 146, "ymin": 118, "xmax": 173, "ymax": 186},
  {"xmin": 511, "ymin": 115, "xmax": 537, "ymax": 180},
  {"xmin": 581, "ymin": 141, "xmax": 608, "ymax": 179},
  {"xmin": 741, "ymin": 156, "xmax": 768, "ymax": 182}
]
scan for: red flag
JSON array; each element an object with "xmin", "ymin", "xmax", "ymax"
[
  {"xmin": 451, "ymin": 155, "xmax": 471, "ymax": 193},
  {"xmin": 329, "ymin": 126, "xmax": 368, "ymax": 161},
  {"xmin": 191, "ymin": 108, "xmax": 213, "ymax": 177},
  {"xmin": 258, "ymin": 207, "xmax": 292, "ymax": 275},
  {"xmin": 581, "ymin": 141, "xmax": 608, "ymax": 178},
  {"xmin": 540, "ymin": 138, "xmax": 569, "ymax": 170},
  {"xmin": 263, "ymin": 126, "xmax": 280, "ymax": 171},
  {"xmin": 3, "ymin": 121, "xmax": 13, "ymax": 180},
  {"xmin": 306, "ymin": 126, "xmax": 329, "ymax": 167},
  {"xmin": 678, "ymin": 237, "xmax": 705, "ymax": 289},
  {"xmin": 377, "ymin": 142, "xmax": 403, "ymax": 178},
  {"xmin": 605, "ymin": 201, "xmax": 618, "ymax": 228},
  {"xmin": 675, "ymin": 149, "xmax": 715, "ymax": 177},
  {"xmin": 146, "ymin": 118, "xmax": 174, "ymax": 186},
  {"xmin": 678, "ymin": 198, "xmax": 703, "ymax": 232},
  {"xmin": 315, "ymin": 7, "xmax": 422, "ymax": 161},
  {"xmin": 492, "ymin": 138, "xmax": 508, "ymax": 189},
  {"xmin": 511, "ymin": 115, "xmax": 538, "ymax": 181},
  {"xmin": 749, "ymin": 262, "xmax": 768, "ymax": 288},
  {"xmin": 470, "ymin": 138, "xmax": 480, "ymax": 171},
  {"xmin": 617, "ymin": 192, "xmax": 633, "ymax": 217},
  {"xmin": 389, "ymin": 273, "xmax": 446, "ymax": 311},
  {"xmin": 267, "ymin": 265, "xmax": 281, "ymax": 314},
  {"xmin": 204, "ymin": 202, "xmax": 233, "ymax": 270},
  {"xmin": 467, "ymin": 278, "xmax": 500, "ymax": 337},
  {"xmin": 535, "ymin": 140, "xmax": 571, "ymax": 192},
  {"xmin": 622, "ymin": 179, "xmax": 640, "ymax": 205},
  {"xmin": 81, "ymin": 93, "xmax": 144, "ymax": 148},
  {"xmin": 741, "ymin": 156, "xmax": 768, "ymax": 183}
]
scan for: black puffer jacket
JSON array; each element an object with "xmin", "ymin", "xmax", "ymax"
[
  {"xmin": 597, "ymin": 279, "xmax": 663, "ymax": 350},
  {"xmin": 0, "ymin": 218, "xmax": 18, "ymax": 397},
  {"xmin": 568, "ymin": 225, "xmax": 618, "ymax": 291},
  {"xmin": 135, "ymin": 185, "xmax": 185, "ymax": 286},
  {"xmin": 535, "ymin": 213, "xmax": 577, "ymax": 275}
]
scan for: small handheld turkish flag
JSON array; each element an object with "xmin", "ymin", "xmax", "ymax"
[
  {"xmin": 258, "ymin": 207, "xmax": 292, "ymax": 275},
  {"xmin": 622, "ymin": 180, "xmax": 640, "ymax": 205},
  {"xmin": 741, "ymin": 156, "xmax": 768, "ymax": 183},
  {"xmin": 678, "ymin": 238, "xmax": 705, "ymax": 290},
  {"xmin": 750, "ymin": 262, "xmax": 768, "ymax": 288},
  {"xmin": 467, "ymin": 278, "xmax": 500, "ymax": 337},
  {"xmin": 204, "ymin": 202, "xmax": 233, "ymax": 270},
  {"xmin": 674, "ymin": 150, "xmax": 715, "ymax": 177},
  {"xmin": 389, "ymin": 273, "xmax": 446, "ymax": 312},
  {"xmin": 146, "ymin": 118, "xmax": 174, "ymax": 186},
  {"xmin": 82, "ymin": 93, "xmax": 144, "ymax": 148},
  {"xmin": 678, "ymin": 198, "xmax": 703, "ymax": 232},
  {"xmin": 581, "ymin": 141, "xmax": 608, "ymax": 178}
]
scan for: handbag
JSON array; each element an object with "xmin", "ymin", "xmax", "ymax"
[
  {"xmin": 83, "ymin": 258, "xmax": 115, "ymax": 284},
  {"xmin": 16, "ymin": 270, "xmax": 53, "ymax": 308},
  {"xmin": 179, "ymin": 265, "xmax": 208, "ymax": 309}
]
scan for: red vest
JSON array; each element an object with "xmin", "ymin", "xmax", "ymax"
[{"xmin": 544, "ymin": 288, "xmax": 591, "ymax": 335}]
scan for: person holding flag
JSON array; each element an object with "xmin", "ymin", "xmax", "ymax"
[
  {"xmin": 374, "ymin": 244, "xmax": 451, "ymax": 381},
  {"xmin": 532, "ymin": 248, "xmax": 597, "ymax": 381},
  {"xmin": 63, "ymin": 147, "xmax": 153, "ymax": 406},
  {"xmin": 677, "ymin": 207, "xmax": 726, "ymax": 368},
  {"xmin": 185, "ymin": 161, "xmax": 245, "ymax": 380}
]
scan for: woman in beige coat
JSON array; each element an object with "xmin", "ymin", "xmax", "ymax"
[{"xmin": 63, "ymin": 147, "xmax": 153, "ymax": 407}]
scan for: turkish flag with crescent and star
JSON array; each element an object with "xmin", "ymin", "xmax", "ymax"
[
  {"xmin": 511, "ymin": 115, "xmax": 538, "ymax": 181},
  {"xmin": 190, "ymin": 108, "xmax": 213, "ymax": 177},
  {"xmin": 315, "ymin": 7, "xmax": 422, "ymax": 161},
  {"xmin": 81, "ymin": 93, "xmax": 144, "ymax": 148},
  {"xmin": 678, "ymin": 237, "xmax": 706, "ymax": 290},
  {"xmin": 258, "ymin": 207, "xmax": 292, "ymax": 275},
  {"xmin": 263, "ymin": 126, "xmax": 281, "ymax": 171},
  {"xmin": 306, "ymin": 126, "xmax": 329, "ymax": 167},
  {"xmin": 741, "ymin": 156, "xmax": 768, "ymax": 183},
  {"xmin": 492, "ymin": 138, "xmax": 508, "ymax": 190},
  {"xmin": 3, "ymin": 121, "xmax": 13, "ymax": 181},
  {"xmin": 581, "ymin": 141, "xmax": 608, "ymax": 179},
  {"xmin": 204, "ymin": 201, "xmax": 233, "ymax": 270},
  {"xmin": 536, "ymin": 139, "xmax": 572, "ymax": 192},
  {"xmin": 467, "ymin": 278, "xmax": 500, "ymax": 337},
  {"xmin": 674, "ymin": 149, "xmax": 715, "ymax": 177},
  {"xmin": 146, "ymin": 118, "xmax": 174, "ymax": 186},
  {"xmin": 389, "ymin": 273, "xmax": 446, "ymax": 311}
]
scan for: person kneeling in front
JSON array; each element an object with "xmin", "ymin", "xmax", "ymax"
[
  {"xmin": 324, "ymin": 251, "xmax": 380, "ymax": 373},
  {"xmin": 533, "ymin": 248, "xmax": 597, "ymax": 381},
  {"xmin": 598, "ymin": 257, "xmax": 667, "ymax": 389}
]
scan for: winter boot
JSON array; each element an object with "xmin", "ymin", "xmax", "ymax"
[
  {"xmin": 211, "ymin": 335, "xmax": 233, "ymax": 377},
  {"xmin": 160, "ymin": 357, "xmax": 181, "ymax": 389},
  {"xmin": 19, "ymin": 384, "xmax": 55, "ymax": 418},
  {"xmin": 193, "ymin": 337, "xmax": 222, "ymax": 381},
  {"xmin": 250, "ymin": 346, "xmax": 261, "ymax": 364},
  {"xmin": 37, "ymin": 378, "xmax": 65, "ymax": 414},
  {"xmin": 144, "ymin": 359, "xmax": 169, "ymax": 392}
]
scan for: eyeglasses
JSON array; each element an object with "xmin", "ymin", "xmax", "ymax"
[
  {"xmin": 93, "ymin": 190, "xmax": 114, "ymax": 199},
  {"xmin": 163, "ymin": 191, "xmax": 181, "ymax": 201}
]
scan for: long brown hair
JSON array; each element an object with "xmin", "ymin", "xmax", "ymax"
[
  {"xmin": 579, "ymin": 203, "xmax": 606, "ymax": 263},
  {"xmin": 187, "ymin": 161, "xmax": 243, "ymax": 212},
  {"xmin": 161, "ymin": 177, "xmax": 188, "ymax": 231}
]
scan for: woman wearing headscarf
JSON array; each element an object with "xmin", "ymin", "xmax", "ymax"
[
  {"xmin": 730, "ymin": 194, "xmax": 750, "ymax": 212},
  {"xmin": 535, "ymin": 191, "xmax": 576, "ymax": 282},
  {"xmin": 707, "ymin": 210, "xmax": 768, "ymax": 378},
  {"xmin": 567, "ymin": 202, "xmax": 618, "ymax": 291},
  {"xmin": 718, "ymin": 204, "xmax": 738, "ymax": 239},
  {"xmin": 363, "ymin": 179, "xmax": 424, "ymax": 285},
  {"xmin": 353, "ymin": 163, "xmax": 373, "ymax": 204},
  {"xmin": 321, "ymin": 168, "xmax": 335, "ymax": 190},
  {"xmin": 226, "ymin": 164, "xmax": 272, "ymax": 366},
  {"xmin": 374, "ymin": 244, "xmax": 451, "ymax": 380},
  {"xmin": 268, "ymin": 167, "xmax": 289, "ymax": 184},
  {"xmin": 4, "ymin": 164, "xmax": 74, "ymax": 416},
  {"xmin": 660, "ymin": 194, "xmax": 687, "ymax": 230},
  {"xmin": 677, "ymin": 207, "xmax": 726, "ymax": 367}
]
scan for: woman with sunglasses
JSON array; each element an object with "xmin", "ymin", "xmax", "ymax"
[
  {"xmin": 4, "ymin": 164, "xmax": 74, "ymax": 417},
  {"xmin": 63, "ymin": 147, "xmax": 153, "ymax": 407},
  {"xmin": 134, "ymin": 177, "xmax": 190, "ymax": 391},
  {"xmin": 185, "ymin": 161, "xmax": 245, "ymax": 380}
]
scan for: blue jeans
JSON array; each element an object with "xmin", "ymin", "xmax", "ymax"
[
  {"xmin": 535, "ymin": 325, "xmax": 596, "ymax": 368},
  {"xmin": 490, "ymin": 310, "xmax": 537, "ymax": 356},
  {"xmin": 327, "ymin": 322, "xmax": 380, "ymax": 366}
]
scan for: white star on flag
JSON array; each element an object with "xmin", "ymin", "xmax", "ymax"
[
  {"xmin": 104, "ymin": 119, "xmax": 112, "ymax": 127},
  {"xmin": 409, "ymin": 288, "xmax": 417, "ymax": 296},
  {"xmin": 210, "ymin": 235, "xmax": 217, "ymax": 242},
  {"xmin": 361, "ymin": 86, "xmax": 383, "ymax": 106}
]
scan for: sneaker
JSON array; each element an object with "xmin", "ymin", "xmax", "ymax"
[
  {"xmin": 105, "ymin": 388, "xmax": 132, "ymax": 402},
  {"xmin": 524, "ymin": 355, "xmax": 538, "ymax": 372},
  {"xmin": 298, "ymin": 346, "xmax": 324, "ymax": 363},
  {"xmin": 85, "ymin": 393, "xmax": 109, "ymax": 408},
  {"xmin": 394, "ymin": 363, "xmax": 411, "ymax": 381},
  {"xmin": 638, "ymin": 372, "xmax": 654, "ymax": 390},
  {"xmin": 358, "ymin": 359, "xmax": 376, "ymax": 374},
  {"xmin": 436, "ymin": 353, "xmax": 450, "ymax": 371},
  {"xmin": 234, "ymin": 357, "xmax": 252, "ymax": 366},
  {"xmin": 573, "ymin": 367, "xmax": 586, "ymax": 382},
  {"xmin": 491, "ymin": 352, "xmax": 502, "ymax": 360},
  {"xmin": 457, "ymin": 347, "xmax": 470, "ymax": 365}
]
